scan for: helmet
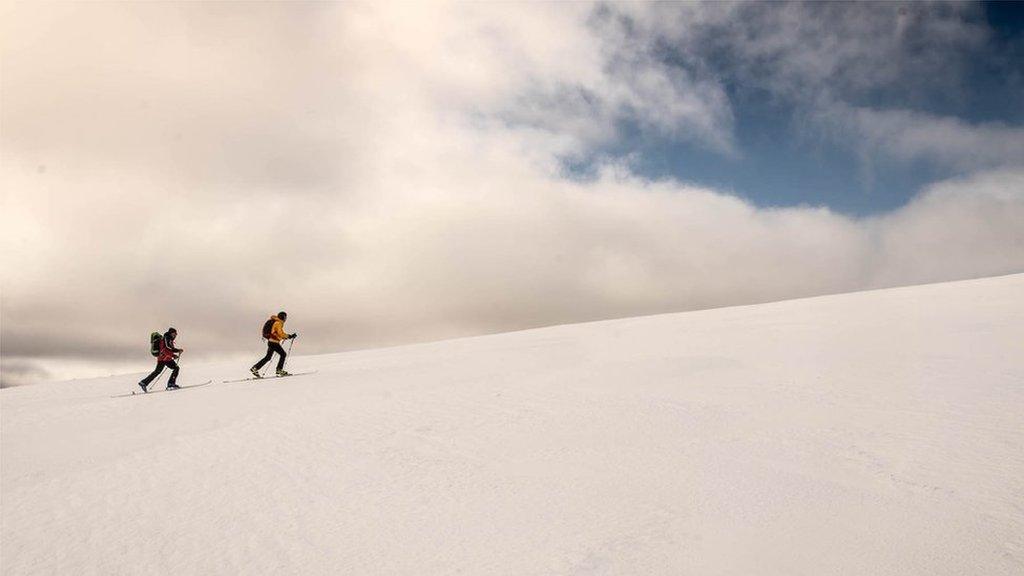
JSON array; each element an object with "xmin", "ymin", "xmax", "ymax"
[
  {"xmin": 167, "ymin": 327, "xmax": 177, "ymax": 334},
  {"xmin": 278, "ymin": 311, "xmax": 287, "ymax": 320}
]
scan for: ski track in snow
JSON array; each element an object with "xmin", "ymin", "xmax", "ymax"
[{"xmin": 2, "ymin": 274, "xmax": 1023, "ymax": 575}]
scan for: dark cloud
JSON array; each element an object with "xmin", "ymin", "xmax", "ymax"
[{"xmin": 0, "ymin": 359, "xmax": 50, "ymax": 388}]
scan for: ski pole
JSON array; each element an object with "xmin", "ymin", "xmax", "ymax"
[
  {"xmin": 284, "ymin": 336, "xmax": 295, "ymax": 371},
  {"xmin": 173, "ymin": 352, "xmax": 183, "ymax": 386},
  {"xmin": 136, "ymin": 366, "xmax": 165, "ymax": 394},
  {"xmin": 153, "ymin": 369, "xmax": 167, "ymax": 391},
  {"xmin": 257, "ymin": 336, "xmax": 270, "ymax": 377}
]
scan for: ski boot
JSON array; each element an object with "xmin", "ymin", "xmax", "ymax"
[
  {"xmin": 250, "ymin": 366, "xmax": 262, "ymax": 379},
  {"xmin": 276, "ymin": 369, "xmax": 291, "ymax": 377},
  {"xmin": 166, "ymin": 382, "xmax": 180, "ymax": 390},
  {"xmin": 138, "ymin": 381, "xmax": 149, "ymax": 393}
]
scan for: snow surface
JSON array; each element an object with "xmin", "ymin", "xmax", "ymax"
[{"xmin": 2, "ymin": 274, "xmax": 1023, "ymax": 575}]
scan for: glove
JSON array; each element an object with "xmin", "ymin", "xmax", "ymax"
[{"xmin": 289, "ymin": 333, "xmax": 298, "ymax": 339}]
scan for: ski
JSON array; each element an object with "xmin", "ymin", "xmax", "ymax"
[
  {"xmin": 222, "ymin": 370, "xmax": 318, "ymax": 384},
  {"xmin": 113, "ymin": 380, "xmax": 213, "ymax": 398}
]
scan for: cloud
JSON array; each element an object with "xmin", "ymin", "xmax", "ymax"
[
  {"xmin": 2, "ymin": 2, "xmax": 1023, "ymax": 384},
  {"xmin": 619, "ymin": 1, "xmax": 992, "ymax": 104},
  {"xmin": 870, "ymin": 168, "xmax": 1024, "ymax": 285},
  {"xmin": 427, "ymin": 3, "xmax": 739, "ymax": 156},
  {"xmin": 818, "ymin": 104, "xmax": 1024, "ymax": 172},
  {"xmin": 0, "ymin": 359, "xmax": 50, "ymax": 388}
]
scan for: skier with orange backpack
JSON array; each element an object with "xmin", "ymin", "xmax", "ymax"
[{"xmin": 251, "ymin": 311, "xmax": 297, "ymax": 378}]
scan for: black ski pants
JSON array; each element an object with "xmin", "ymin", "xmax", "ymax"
[
  {"xmin": 253, "ymin": 341, "xmax": 287, "ymax": 372},
  {"xmin": 141, "ymin": 359, "xmax": 179, "ymax": 386}
]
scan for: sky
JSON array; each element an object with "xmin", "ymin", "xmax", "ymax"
[{"xmin": 2, "ymin": 1, "xmax": 1023, "ymax": 387}]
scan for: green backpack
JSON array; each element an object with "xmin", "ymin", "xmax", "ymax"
[{"xmin": 150, "ymin": 332, "xmax": 162, "ymax": 357}]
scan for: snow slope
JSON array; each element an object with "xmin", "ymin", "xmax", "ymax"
[{"xmin": 2, "ymin": 274, "xmax": 1023, "ymax": 575}]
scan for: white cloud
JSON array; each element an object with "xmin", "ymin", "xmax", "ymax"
[
  {"xmin": 870, "ymin": 168, "xmax": 1024, "ymax": 286},
  {"xmin": 820, "ymin": 105, "xmax": 1024, "ymax": 172}
]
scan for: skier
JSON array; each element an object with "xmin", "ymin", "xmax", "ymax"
[
  {"xmin": 139, "ymin": 327, "xmax": 184, "ymax": 392},
  {"xmin": 251, "ymin": 311, "xmax": 297, "ymax": 378}
]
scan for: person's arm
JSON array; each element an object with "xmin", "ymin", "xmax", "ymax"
[
  {"xmin": 166, "ymin": 334, "xmax": 184, "ymax": 353},
  {"xmin": 272, "ymin": 320, "xmax": 289, "ymax": 341}
]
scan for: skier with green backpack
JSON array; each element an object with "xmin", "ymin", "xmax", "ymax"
[{"xmin": 139, "ymin": 327, "xmax": 184, "ymax": 392}]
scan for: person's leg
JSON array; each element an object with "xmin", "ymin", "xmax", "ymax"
[
  {"xmin": 253, "ymin": 343, "xmax": 274, "ymax": 370},
  {"xmin": 165, "ymin": 359, "xmax": 180, "ymax": 386},
  {"xmin": 140, "ymin": 361, "xmax": 165, "ymax": 385},
  {"xmin": 272, "ymin": 342, "xmax": 287, "ymax": 371}
]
